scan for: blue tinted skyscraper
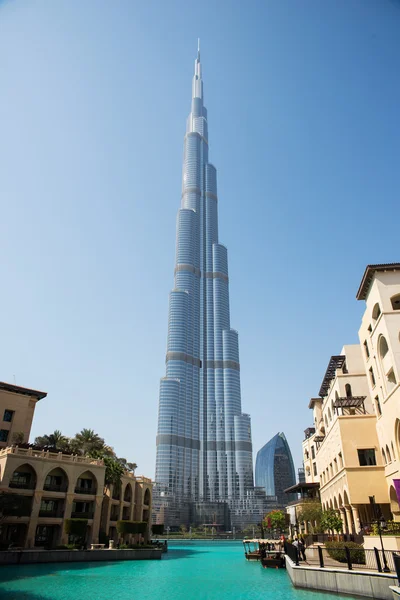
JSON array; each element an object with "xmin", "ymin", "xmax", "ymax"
[
  {"xmin": 155, "ymin": 45, "xmax": 254, "ymax": 513},
  {"xmin": 255, "ymin": 432, "xmax": 296, "ymax": 506}
]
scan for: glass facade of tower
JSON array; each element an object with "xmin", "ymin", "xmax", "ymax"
[
  {"xmin": 155, "ymin": 47, "xmax": 254, "ymax": 509},
  {"xmin": 255, "ymin": 432, "xmax": 296, "ymax": 506}
]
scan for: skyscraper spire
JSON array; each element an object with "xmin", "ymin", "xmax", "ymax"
[{"xmin": 155, "ymin": 46, "xmax": 254, "ymax": 528}]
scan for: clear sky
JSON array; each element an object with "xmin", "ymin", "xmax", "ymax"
[{"xmin": 0, "ymin": 0, "xmax": 398, "ymax": 478}]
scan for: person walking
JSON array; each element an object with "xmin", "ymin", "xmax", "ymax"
[{"xmin": 299, "ymin": 537, "xmax": 306, "ymax": 561}]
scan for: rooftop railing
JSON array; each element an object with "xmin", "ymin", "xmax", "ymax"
[{"xmin": 0, "ymin": 446, "xmax": 103, "ymax": 466}]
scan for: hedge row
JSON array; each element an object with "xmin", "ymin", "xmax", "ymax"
[
  {"xmin": 325, "ymin": 541, "xmax": 365, "ymax": 564},
  {"xmin": 116, "ymin": 521, "xmax": 147, "ymax": 535}
]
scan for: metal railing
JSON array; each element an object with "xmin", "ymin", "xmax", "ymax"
[
  {"xmin": 9, "ymin": 481, "xmax": 36, "ymax": 490},
  {"xmin": 74, "ymin": 486, "xmax": 96, "ymax": 495},
  {"xmin": 393, "ymin": 552, "xmax": 400, "ymax": 583},
  {"xmin": 287, "ymin": 543, "xmax": 397, "ymax": 574},
  {"xmin": 71, "ymin": 511, "xmax": 94, "ymax": 519},
  {"xmin": 317, "ymin": 545, "xmax": 396, "ymax": 573},
  {"xmin": 38, "ymin": 510, "xmax": 63, "ymax": 518},
  {"xmin": 43, "ymin": 483, "xmax": 68, "ymax": 492}
]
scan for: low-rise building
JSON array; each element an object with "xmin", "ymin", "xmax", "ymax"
[
  {"xmin": 357, "ymin": 263, "xmax": 400, "ymax": 521},
  {"xmin": 302, "ymin": 345, "xmax": 389, "ymax": 533},
  {"xmin": 295, "ymin": 263, "xmax": 400, "ymax": 535},
  {"xmin": 0, "ymin": 381, "xmax": 153, "ymax": 549}
]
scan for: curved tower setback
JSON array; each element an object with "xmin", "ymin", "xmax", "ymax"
[
  {"xmin": 155, "ymin": 45, "xmax": 254, "ymax": 515},
  {"xmin": 255, "ymin": 432, "xmax": 296, "ymax": 507}
]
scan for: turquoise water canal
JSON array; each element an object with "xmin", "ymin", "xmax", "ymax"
[{"xmin": 0, "ymin": 541, "xmax": 362, "ymax": 599}]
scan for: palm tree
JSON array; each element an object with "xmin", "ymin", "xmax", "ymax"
[
  {"xmin": 34, "ymin": 430, "xmax": 69, "ymax": 450},
  {"xmin": 48, "ymin": 430, "xmax": 69, "ymax": 450},
  {"xmin": 71, "ymin": 429, "xmax": 105, "ymax": 456}
]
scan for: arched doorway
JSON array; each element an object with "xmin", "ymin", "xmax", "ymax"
[{"xmin": 390, "ymin": 486, "xmax": 400, "ymax": 522}]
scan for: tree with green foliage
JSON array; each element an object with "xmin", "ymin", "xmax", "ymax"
[
  {"xmin": 11, "ymin": 431, "xmax": 25, "ymax": 444},
  {"xmin": 151, "ymin": 524, "xmax": 164, "ymax": 536},
  {"xmin": 263, "ymin": 510, "xmax": 286, "ymax": 532},
  {"xmin": 297, "ymin": 502, "xmax": 323, "ymax": 533},
  {"xmin": 64, "ymin": 518, "xmax": 88, "ymax": 545},
  {"xmin": 320, "ymin": 509, "xmax": 343, "ymax": 534},
  {"xmin": 34, "ymin": 430, "xmax": 69, "ymax": 451},
  {"xmin": 70, "ymin": 428, "xmax": 105, "ymax": 456}
]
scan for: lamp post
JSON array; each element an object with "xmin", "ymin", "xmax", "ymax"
[
  {"xmin": 370, "ymin": 496, "xmax": 390, "ymax": 573},
  {"xmin": 377, "ymin": 515, "xmax": 390, "ymax": 572}
]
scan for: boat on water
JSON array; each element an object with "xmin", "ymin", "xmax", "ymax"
[
  {"xmin": 243, "ymin": 539, "xmax": 285, "ymax": 569},
  {"xmin": 243, "ymin": 539, "xmax": 286, "ymax": 569}
]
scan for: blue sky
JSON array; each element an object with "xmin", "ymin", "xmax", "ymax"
[{"xmin": 0, "ymin": 0, "xmax": 398, "ymax": 477}]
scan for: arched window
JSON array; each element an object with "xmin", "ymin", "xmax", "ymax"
[
  {"xmin": 10, "ymin": 464, "xmax": 37, "ymax": 490},
  {"xmin": 372, "ymin": 303, "xmax": 381, "ymax": 322},
  {"xmin": 328, "ymin": 408, "xmax": 332, "ymax": 422},
  {"xmin": 391, "ymin": 294, "xmax": 400, "ymax": 310},
  {"xmin": 345, "ymin": 384, "xmax": 352, "ymax": 398},
  {"xmin": 379, "ymin": 336, "xmax": 389, "ymax": 359},
  {"xmin": 386, "ymin": 445, "xmax": 392, "ymax": 463},
  {"xmin": 391, "ymin": 441, "xmax": 396, "ymax": 461},
  {"xmin": 325, "ymin": 415, "xmax": 329, "ymax": 429},
  {"xmin": 382, "ymin": 448, "xmax": 387, "ymax": 464}
]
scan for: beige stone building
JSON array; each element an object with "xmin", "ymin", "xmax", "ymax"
[
  {"xmin": 0, "ymin": 382, "xmax": 153, "ymax": 549},
  {"xmin": 298, "ymin": 263, "xmax": 400, "ymax": 534},
  {"xmin": 357, "ymin": 263, "xmax": 400, "ymax": 521},
  {"xmin": 302, "ymin": 345, "xmax": 390, "ymax": 533}
]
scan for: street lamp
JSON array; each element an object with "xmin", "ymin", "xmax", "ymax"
[{"xmin": 377, "ymin": 515, "xmax": 390, "ymax": 573}]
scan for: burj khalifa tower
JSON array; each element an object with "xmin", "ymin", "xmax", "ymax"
[{"xmin": 155, "ymin": 44, "xmax": 254, "ymax": 525}]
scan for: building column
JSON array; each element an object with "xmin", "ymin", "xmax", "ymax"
[
  {"xmin": 60, "ymin": 493, "xmax": 74, "ymax": 545},
  {"xmin": 351, "ymin": 505, "xmax": 361, "ymax": 534},
  {"xmin": 344, "ymin": 506, "xmax": 353, "ymax": 534},
  {"xmin": 339, "ymin": 508, "xmax": 347, "ymax": 534},
  {"xmin": 88, "ymin": 494, "xmax": 103, "ymax": 545},
  {"xmin": 25, "ymin": 491, "xmax": 43, "ymax": 548}
]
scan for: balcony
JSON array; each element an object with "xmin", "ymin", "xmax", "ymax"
[
  {"xmin": 39, "ymin": 510, "xmax": 63, "ymax": 518},
  {"xmin": 43, "ymin": 483, "xmax": 68, "ymax": 492},
  {"xmin": 9, "ymin": 481, "xmax": 35, "ymax": 490},
  {"xmin": 71, "ymin": 511, "xmax": 94, "ymax": 519},
  {"xmin": 74, "ymin": 486, "xmax": 96, "ymax": 495},
  {"xmin": 333, "ymin": 396, "xmax": 367, "ymax": 416}
]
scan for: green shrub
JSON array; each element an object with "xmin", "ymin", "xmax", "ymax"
[
  {"xmin": 64, "ymin": 519, "xmax": 88, "ymax": 537},
  {"xmin": 99, "ymin": 531, "xmax": 110, "ymax": 545},
  {"xmin": 151, "ymin": 524, "xmax": 164, "ymax": 535},
  {"xmin": 116, "ymin": 521, "xmax": 147, "ymax": 535},
  {"xmin": 371, "ymin": 521, "xmax": 400, "ymax": 536},
  {"xmin": 325, "ymin": 541, "xmax": 365, "ymax": 564}
]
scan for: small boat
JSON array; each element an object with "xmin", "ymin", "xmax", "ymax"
[
  {"xmin": 243, "ymin": 539, "xmax": 286, "ymax": 568},
  {"xmin": 243, "ymin": 539, "xmax": 261, "ymax": 560},
  {"xmin": 260, "ymin": 550, "xmax": 286, "ymax": 569}
]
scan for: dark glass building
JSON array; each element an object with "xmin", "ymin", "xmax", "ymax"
[{"xmin": 255, "ymin": 433, "xmax": 296, "ymax": 506}]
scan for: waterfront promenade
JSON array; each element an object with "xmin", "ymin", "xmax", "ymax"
[{"xmin": 0, "ymin": 541, "xmax": 365, "ymax": 600}]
